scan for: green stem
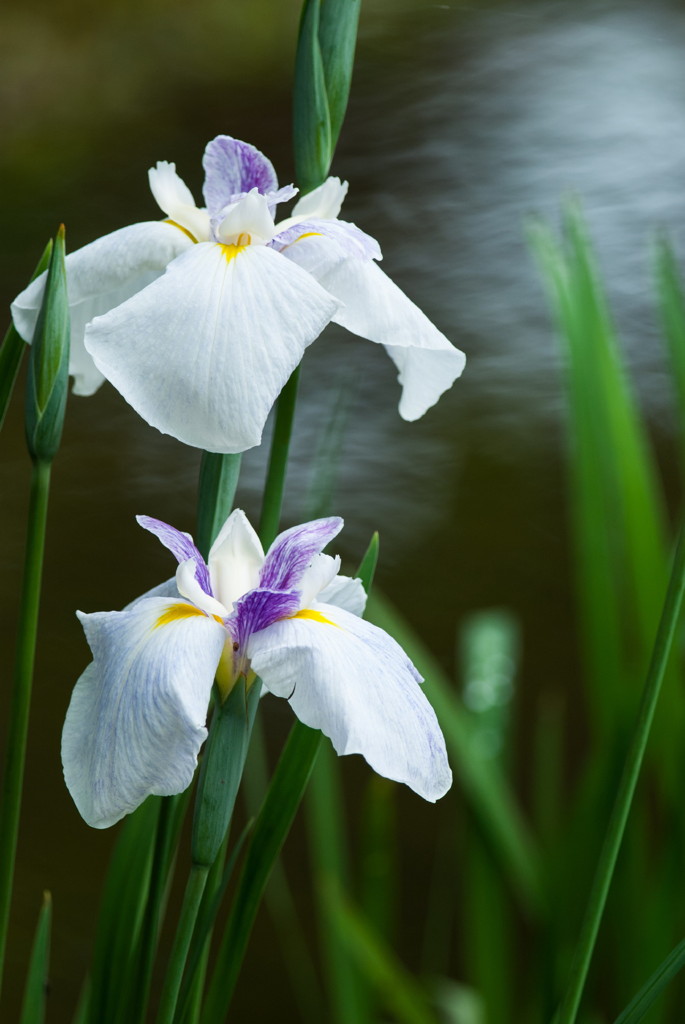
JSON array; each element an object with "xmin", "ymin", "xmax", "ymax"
[
  {"xmin": 258, "ymin": 366, "xmax": 301, "ymax": 548},
  {"xmin": 0, "ymin": 458, "xmax": 52, "ymax": 997},
  {"xmin": 196, "ymin": 452, "xmax": 242, "ymax": 558},
  {"xmin": 556, "ymin": 522, "xmax": 685, "ymax": 1024},
  {"xmin": 156, "ymin": 865, "xmax": 209, "ymax": 1024}
]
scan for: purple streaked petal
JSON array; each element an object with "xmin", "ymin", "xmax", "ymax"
[
  {"xmin": 202, "ymin": 136, "xmax": 278, "ymax": 219},
  {"xmin": 136, "ymin": 516, "xmax": 212, "ymax": 597},
  {"xmin": 230, "ymin": 588, "xmax": 301, "ymax": 650},
  {"xmin": 272, "ymin": 218, "xmax": 381, "ymax": 261},
  {"xmin": 260, "ymin": 518, "xmax": 343, "ymax": 593}
]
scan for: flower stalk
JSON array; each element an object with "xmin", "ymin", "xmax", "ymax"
[{"xmin": 0, "ymin": 228, "xmax": 69, "ymax": 998}]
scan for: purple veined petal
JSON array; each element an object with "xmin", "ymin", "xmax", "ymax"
[
  {"xmin": 249, "ymin": 603, "xmax": 452, "ymax": 802},
  {"xmin": 176, "ymin": 559, "xmax": 228, "ymax": 618},
  {"xmin": 202, "ymin": 136, "xmax": 278, "ymax": 219},
  {"xmin": 85, "ymin": 242, "xmax": 340, "ymax": 453},
  {"xmin": 230, "ymin": 587, "xmax": 302, "ymax": 651},
  {"xmin": 272, "ymin": 218, "xmax": 381, "ymax": 261},
  {"xmin": 11, "ymin": 221, "xmax": 194, "ymax": 397},
  {"xmin": 137, "ymin": 516, "xmax": 213, "ymax": 598},
  {"xmin": 260, "ymin": 517, "xmax": 343, "ymax": 593},
  {"xmin": 63, "ymin": 597, "xmax": 226, "ymax": 828}
]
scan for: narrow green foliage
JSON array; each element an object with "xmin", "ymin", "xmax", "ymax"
[
  {"xmin": 293, "ymin": 0, "xmax": 361, "ymax": 192},
  {"xmin": 307, "ymin": 744, "xmax": 369, "ymax": 1024},
  {"xmin": 0, "ymin": 240, "xmax": 53, "ymax": 433},
  {"xmin": 259, "ymin": 365, "xmax": 302, "ymax": 548},
  {"xmin": 366, "ymin": 590, "xmax": 543, "ymax": 919},
  {"xmin": 556, "ymin": 523, "xmax": 685, "ymax": 1024},
  {"xmin": 191, "ymin": 680, "xmax": 261, "ymax": 869},
  {"xmin": 317, "ymin": 0, "xmax": 361, "ymax": 149},
  {"xmin": 613, "ymin": 937, "xmax": 685, "ymax": 1024},
  {"xmin": 293, "ymin": 0, "xmax": 332, "ymax": 193},
  {"xmin": 19, "ymin": 892, "xmax": 51, "ymax": 1024},
  {"xmin": 655, "ymin": 238, "xmax": 685, "ymax": 479},
  {"xmin": 355, "ymin": 532, "xmax": 379, "ymax": 593},
  {"xmin": 196, "ymin": 452, "xmax": 242, "ymax": 557},
  {"xmin": 530, "ymin": 209, "xmax": 674, "ymax": 778},
  {"xmin": 25, "ymin": 226, "xmax": 70, "ymax": 463},
  {"xmin": 201, "ymin": 722, "xmax": 321, "ymax": 1023},
  {"xmin": 156, "ymin": 866, "xmax": 209, "ymax": 1024},
  {"xmin": 325, "ymin": 883, "xmax": 440, "ymax": 1024},
  {"xmin": 0, "ymin": 459, "xmax": 51, "ymax": 1000}
]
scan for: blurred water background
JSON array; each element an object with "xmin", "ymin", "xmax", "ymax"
[{"xmin": 2, "ymin": 0, "xmax": 685, "ymax": 1019}]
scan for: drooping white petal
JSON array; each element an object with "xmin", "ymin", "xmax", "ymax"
[
  {"xmin": 208, "ymin": 509, "xmax": 264, "ymax": 612},
  {"xmin": 148, "ymin": 162, "xmax": 211, "ymax": 243},
  {"xmin": 176, "ymin": 559, "xmax": 228, "ymax": 618},
  {"xmin": 291, "ymin": 177, "xmax": 349, "ymax": 220},
  {"xmin": 249, "ymin": 604, "xmax": 452, "ymax": 802},
  {"xmin": 285, "ymin": 236, "xmax": 466, "ymax": 420},
  {"xmin": 62, "ymin": 597, "xmax": 226, "ymax": 828},
  {"xmin": 84, "ymin": 242, "xmax": 340, "ymax": 452},
  {"xmin": 11, "ymin": 221, "xmax": 194, "ymax": 396},
  {"xmin": 318, "ymin": 575, "xmax": 367, "ymax": 616}
]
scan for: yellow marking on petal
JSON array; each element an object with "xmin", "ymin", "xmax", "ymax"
[
  {"xmin": 295, "ymin": 231, "xmax": 323, "ymax": 242},
  {"xmin": 164, "ymin": 219, "xmax": 198, "ymax": 243},
  {"xmin": 290, "ymin": 608, "xmax": 339, "ymax": 628},
  {"xmin": 221, "ymin": 243, "xmax": 248, "ymax": 263},
  {"xmin": 154, "ymin": 603, "xmax": 206, "ymax": 629}
]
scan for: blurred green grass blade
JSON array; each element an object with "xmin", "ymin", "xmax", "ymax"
[
  {"xmin": 200, "ymin": 721, "xmax": 321, "ymax": 1024},
  {"xmin": 655, "ymin": 238, "xmax": 685, "ymax": 475},
  {"xmin": 19, "ymin": 891, "xmax": 51, "ymax": 1024},
  {"xmin": 325, "ymin": 883, "xmax": 440, "ymax": 1024},
  {"xmin": 613, "ymin": 939, "xmax": 685, "ymax": 1023},
  {"xmin": 459, "ymin": 611, "xmax": 519, "ymax": 1022},
  {"xmin": 530, "ymin": 208, "xmax": 680, "ymax": 789},
  {"xmin": 0, "ymin": 240, "xmax": 53, "ymax": 434},
  {"xmin": 366, "ymin": 590, "xmax": 543, "ymax": 919},
  {"xmin": 71, "ymin": 982, "xmax": 90, "ymax": 1024},
  {"xmin": 88, "ymin": 797, "xmax": 164, "ymax": 1024},
  {"xmin": 355, "ymin": 532, "xmax": 379, "ymax": 594},
  {"xmin": 433, "ymin": 980, "xmax": 486, "ymax": 1024},
  {"xmin": 307, "ymin": 744, "xmax": 370, "ymax": 1024},
  {"xmin": 360, "ymin": 775, "xmax": 397, "ymax": 944}
]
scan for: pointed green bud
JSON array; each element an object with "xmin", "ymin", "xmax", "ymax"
[
  {"xmin": 0, "ymin": 240, "xmax": 53, "ymax": 434},
  {"xmin": 293, "ymin": 0, "xmax": 361, "ymax": 193},
  {"xmin": 191, "ymin": 678, "xmax": 261, "ymax": 868},
  {"xmin": 25, "ymin": 226, "xmax": 70, "ymax": 463}
]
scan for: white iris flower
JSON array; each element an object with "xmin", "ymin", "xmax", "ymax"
[
  {"xmin": 12, "ymin": 136, "xmax": 466, "ymax": 453},
  {"xmin": 62, "ymin": 510, "xmax": 452, "ymax": 828}
]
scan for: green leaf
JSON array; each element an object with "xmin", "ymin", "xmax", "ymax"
[
  {"xmin": 25, "ymin": 226, "xmax": 70, "ymax": 463},
  {"xmin": 293, "ymin": 0, "xmax": 332, "ymax": 192},
  {"xmin": 613, "ymin": 937, "xmax": 685, "ymax": 1024},
  {"xmin": 318, "ymin": 0, "xmax": 362, "ymax": 151},
  {"xmin": 19, "ymin": 891, "xmax": 51, "ymax": 1024},
  {"xmin": 0, "ymin": 240, "xmax": 53, "ymax": 434},
  {"xmin": 355, "ymin": 532, "xmax": 379, "ymax": 594},
  {"xmin": 365, "ymin": 590, "xmax": 544, "ymax": 919},
  {"xmin": 195, "ymin": 452, "xmax": 242, "ymax": 558},
  {"xmin": 325, "ymin": 883, "xmax": 440, "ymax": 1024},
  {"xmin": 655, "ymin": 238, "xmax": 685, "ymax": 479},
  {"xmin": 200, "ymin": 721, "xmax": 321, "ymax": 1023}
]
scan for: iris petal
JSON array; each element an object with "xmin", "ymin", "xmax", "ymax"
[
  {"xmin": 11, "ymin": 221, "xmax": 193, "ymax": 396},
  {"xmin": 249, "ymin": 603, "xmax": 452, "ymax": 802},
  {"xmin": 202, "ymin": 136, "xmax": 278, "ymax": 219},
  {"xmin": 62, "ymin": 598, "xmax": 226, "ymax": 828},
  {"xmin": 84, "ymin": 242, "xmax": 340, "ymax": 453},
  {"xmin": 284, "ymin": 235, "xmax": 465, "ymax": 420}
]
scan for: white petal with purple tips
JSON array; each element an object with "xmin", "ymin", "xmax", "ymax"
[{"xmin": 62, "ymin": 598, "xmax": 225, "ymax": 828}]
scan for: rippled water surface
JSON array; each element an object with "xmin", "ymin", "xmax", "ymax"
[{"xmin": 2, "ymin": 0, "xmax": 684, "ymax": 1018}]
